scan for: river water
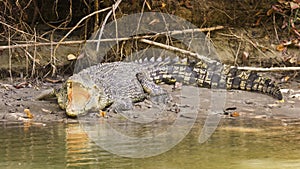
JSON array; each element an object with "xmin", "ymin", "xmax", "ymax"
[{"xmin": 0, "ymin": 118, "xmax": 299, "ymax": 169}]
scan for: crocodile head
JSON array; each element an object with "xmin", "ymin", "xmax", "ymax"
[{"xmin": 56, "ymin": 74, "xmax": 109, "ymax": 117}]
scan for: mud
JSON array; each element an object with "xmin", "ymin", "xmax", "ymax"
[{"xmin": 0, "ymin": 77, "xmax": 299, "ymax": 126}]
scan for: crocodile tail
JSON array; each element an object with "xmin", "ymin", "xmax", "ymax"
[
  {"xmin": 225, "ymin": 67, "xmax": 283, "ymax": 100},
  {"xmin": 194, "ymin": 64, "xmax": 283, "ymax": 100}
]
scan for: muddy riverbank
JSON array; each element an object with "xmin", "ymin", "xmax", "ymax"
[{"xmin": 0, "ymin": 77, "xmax": 299, "ymax": 126}]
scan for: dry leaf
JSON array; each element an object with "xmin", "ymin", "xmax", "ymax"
[
  {"xmin": 67, "ymin": 54, "xmax": 77, "ymax": 61},
  {"xmin": 281, "ymin": 76, "xmax": 290, "ymax": 82},
  {"xmin": 100, "ymin": 110, "xmax": 106, "ymax": 117},
  {"xmin": 24, "ymin": 108, "xmax": 34, "ymax": 119},
  {"xmin": 290, "ymin": 2, "xmax": 300, "ymax": 9},
  {"xmin": 276, "ymin": 44, "xmax": 285, "ymax": 51},
  {"xmin": 230, "ymin": 112, "xmax": 240, "ymax": 117},
  {"xmin": 294, "ymin": 0, "xmax": 300, "ymax": 3}
]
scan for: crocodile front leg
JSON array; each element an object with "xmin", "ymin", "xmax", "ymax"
[
  {"xmin": 136, "ymin": 72, "xmax": 170, "ymax": 104},
  {"xmin": 109, "ymin": 98, "xmax": 134, "ymax": 114}
]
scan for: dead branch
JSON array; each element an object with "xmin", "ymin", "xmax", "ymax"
[
  {"xmin": 8, "ymin": 28, "xmax": 13, "ymax": 82},
  {"xmin": 31, "ymin": 28, "xmax": 37, "ymax": 77},
  {"xmin": 217, "ymin": 30, "xmax": 283, "ymax": 66},
  {"xmin": 57, "ymin": 7, "xmax": 112, "ymax": 45},
  {"xmin": 221, "ymin": 30, "xmax": 276, "ymax": 57},
  {"xmin": 0, "ymin": 26, "xmax": 224, "ymax": 50},
  {"xmin": 139, "ymin": 38, "xmax": 216, "ymax": 63},
  {"xmin": 94, "ymin": 0, "xmax": 99, "ymax": 32},
  {"xmin": 140, "ymin": 38, "xmax": 300, "ymax": 72},
  {"xmin": 0, "ymin": 21, "xmax": 49, "ymax": 42},
  {"xmin": 234, "ymin": 66, "xmax": 300, "ymax": 72},
  {"xmin": 96, "ymin": 0, "xmax": 122, "ymax": 51}
]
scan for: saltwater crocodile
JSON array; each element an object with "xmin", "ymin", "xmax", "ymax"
[{"xmin": 55, "ymin": 57, "xmax": 283, "ymax": 117}]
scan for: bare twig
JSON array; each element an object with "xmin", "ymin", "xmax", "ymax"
[
  {"xmin": 0, "ymin": 40, "xmax": 85, "ymax": 50},
  {"xmin": 0, "ymin": 26, "xmax": 224, "ymax": 50},
  {"xmin": 52, "ymin": 7, "xmax": 112, "ymax": 63},
  {"xmin": 112, "ymin": 1, "xmax": 119, "ymax": 55},
  {"xmin": 273, "ymin": 14, "xmax": 279, "ymax": 42},
  {"xmin": 140, "ymin": 39, "xmax": 300, "ymax": 72},
  {"xmin": 50, "ymin": 34, "xmax": 56, "ymax": 77},
  {"xmin": 94, "ymin": 0, "xmax": 99, "ymax": 32},
  {"xmin": 139, "ymin": 38, "xmax": 215, "ymax": 63},
  {"xmin": 234, "ymin": 66, "xmax": 300, "ymax": 72},
  {"xmin": 8, "ymin": 28, "xmax": 13, "ymax": 82},
  {"xmin": 234, "ymin": 41, "xmax": 241, "ymax": 66},
  {"xmin": 57, "ymin": 7, "xmax": 112, "ymax": 45},
  {"xmin": 31, "ymin": 28, "xmax": 37, "ymax": 77},
  {"xmin": 0, "ymin": 21, "xmax": 49, "ymax": 42},
  {"xmin": 232, "ymin": 31, "xmax": 271, "ymax": 58},
  {"xmin": 96, "ymin": 0, "xmax": 122, "ymax": 51},
  {"xmin": 219, "ymin": 30, "xmax": 281, "ymax": 66}
]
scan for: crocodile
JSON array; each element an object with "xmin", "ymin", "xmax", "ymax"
[{"xmin": 56, "ymin": 57, "xmax": 283, "ymax": 117}]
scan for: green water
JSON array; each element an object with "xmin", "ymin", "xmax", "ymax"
[{"xmin": 0, "ymin": 119, "xmax": 299, "ymax": 169}]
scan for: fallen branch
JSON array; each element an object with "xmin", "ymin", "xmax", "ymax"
[
  {"xmin": 2, "ymin": 34, "xmax": 299, "ymax": 72},
  {"xmin": 234, "ymin": 66, "xmax": 300, "ymax": 72},
  {"xmin": 0, "ymin": 26, "xmax": 224, "ymax": 50},
  {"xmin": 140, "ymin": 38, "xmax": 300, "ymax": 72},
  {"xmin": 167, "ymin": 25, "xmax": 224, "ymax": 35},
  {"xmin": 139, "ymin": 38, "xmax": 216, "ymax": 63},
  {"xmin": 0, "ymin": 40, "xmax": 85, "ymax": 50}
]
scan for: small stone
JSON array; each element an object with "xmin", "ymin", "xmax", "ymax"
[
  {"xmin": 254, "ymin": 115, "xmax": 267, "ymax": 119},
  {"xmin": 280, "ymin": 89, "xmax": 293, "ymax": 94},
  {"xmin": 41, "ymin": 108, "xmax": 53, "ymax": 114},
  {"xmin": 244, "ymin": 100, "xmax": 254, "ymax": 104},
  {"xmin": 290, "ymin": 93, "xmax": 300, "ymax": 99},
  {"xmin": 267, "ymin": 103, "xmax": 281, "ymax": 108}
]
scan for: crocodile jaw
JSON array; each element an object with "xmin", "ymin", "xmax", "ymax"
[
  {"xmin": 57, "ymin": 75, "xmax": 108, "ymax": 117},
  {"xmin": 65, "ymin": 81, "xmax": 91, "ymax": 117}
]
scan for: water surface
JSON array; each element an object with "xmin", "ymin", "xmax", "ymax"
[{"xmin": 0, "ymin": 119, "xmax": 299, "ymax": 169}]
